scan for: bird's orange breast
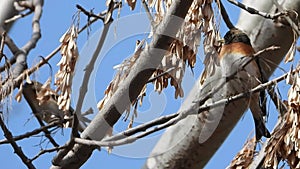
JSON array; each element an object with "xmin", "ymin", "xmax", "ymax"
[{"xmin": 219, "ymin": 42, "xmax": 255, "ymax": 60}]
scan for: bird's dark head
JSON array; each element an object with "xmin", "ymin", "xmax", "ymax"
[
  {"xmin": 22, "ymin": 81, "xmax": 42, "ymax": 97},
  {"xmin": 224, "ymin": 28, "xmax": 252, "ymax": 46}
]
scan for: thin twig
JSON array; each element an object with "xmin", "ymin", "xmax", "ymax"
[
  {"xmin": 147, "ymin": 67, "xmax": 175, "ymax": 83},
  {"xmin": 103, "ymin": 113, "xmax": 179, "ymax": 142},
  {"xmin": 0, "ymin": 121, "xmax": 60, "ymax": 145},
  {"xmin": 0, "ymin": 3, "xmax": 122, "ymax": 101},
  {"xmin": 271, "ymin": 0, "xmax": 300, "ymax": 36},
  {"xmin": 4, "ymin": 10, "xmax": 34, "ymax": 24},
  {"xmin": 196, "ymin": 66, "xmax": 299, "ymax": 114},
  {"xmin": 74, "ymin": 65, "xmax": 300, "ymax": 148},
  {"xmin": 51, "ymin": 2, "xmax": 122, "ymax": 165},
  {"xmin": 267, "ymin": 85, "xmax": 287, "ymax": 117},
  {"xmin": 74, "ymin": 13, "xmax": 112, "ymax": 124},
  {"xmin": 76, "ymin": 4, "xmax": 104, "ymax": 21},
  {"xmin": 142, "ymin": 0, "xmax": 155, "ymax": 28},
  {"xmin": 218, "ymin": 0, "xmax": 235, "ymax": 29},
  {"xmin": 0, "ymin": 26, "xmax": 20, "ymax": 55},
  {"xmin": 74, "ymin": 112, "xmax": 178, "ymax": 147},
  {"xmin": 228, "ymin": 0, "xmax": 285, "ymax": 19},
  {"xmin": 0, "ymin": 112, "xmax": 36, "ymax": 169},
  {"xmin": 30, "ymin": 145, "xmax": 68, "ymax": 162},
  {"xmin": 196, "ymin": 46, "xmax": 280, "ymax": 105}
]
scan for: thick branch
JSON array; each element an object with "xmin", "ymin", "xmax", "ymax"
[
  {"xmin": 144, "ymin": 0, "xmax": 300, "ymax": 168},
  {"xmin": 73, "ymin": 65, "xmax": 299, "ymax": 149},
  {"xmin": 50, "ymin": 0, "xmax": 193, "ymax": 168}
]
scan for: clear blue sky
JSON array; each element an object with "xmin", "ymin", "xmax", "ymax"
[{"xmin": 0, "ymin": 1, "xmax": 293, "ymax": 169}]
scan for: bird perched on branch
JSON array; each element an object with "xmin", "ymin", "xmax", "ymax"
[
  {"xmin": 218, "ymin": 28, "xmax": 271, "ymax": 140},
  {"xmin": 198, "ymin": 28, "xmax": 270, "ymax": 141},
  {"xmin": 22, "ymin": 81, "xmax": 90, "ymax": 132}
]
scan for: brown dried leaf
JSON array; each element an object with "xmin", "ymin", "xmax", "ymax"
[
  {"xmin": 285, "ymin": 41, "xmax": 296, "ymax": 63},
  {"xmin": 126, "ymin": 0, "xmax": 137, "ymax": 10},
  {"xmin": 55, "ymin": 25, "xmax": 79, "ymax": 111},
  {"xmin": 15, "ymin": 83, "xmax": 23, "ymax": 102},
  {"xmin": 36, "ymin": 78, "xmax": 56, "ymax": 105},
  {"xmin": 265, "ymin": 70, "xmax": 300, "ymax": 168},
  {"xmin": 97, "ymin": 40, "xmax": 144, "ymax": 124},
  {"xmin": 229, "ymin": 138, "xmax": 256, "ymax": 169}
]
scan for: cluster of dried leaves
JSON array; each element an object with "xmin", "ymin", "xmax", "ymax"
[
  {"xmin": 55, "ymin": 26, "xmax": 79, "ymax": 111},
  {"xmin": 264, "ymin": 70, "xmax": 300, "ymax": 169},
  {"xmin": 97, "ymin": 40, "xmax": 146, "ymax": 127},
  {"xmin": 149, "ymin": 0, "xmax": 220, "ymax": 98},
  {"xmin": 229, "ymin": 138, "xmax": 256, "ymax": 169},
  {"xmin": 98, "ymin": 0, "xmax": 220, "ymax": 125},
  {"xmin": 14, "ymin": 26, "xmax": 79, "ymax": 127}
]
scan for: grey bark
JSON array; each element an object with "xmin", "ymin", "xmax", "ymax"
[
  {"xmin": 50, "ymin": 0, "xmax": 194, "ymax": 168},
  {"xmin": 0, "ymin": 0, "xmax": 17, "ymax": 31},
  {"xmin": 143, "ymin": 0, "xmax": 300, "ymax": 169}
]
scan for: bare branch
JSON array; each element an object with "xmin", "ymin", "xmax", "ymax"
[
  {"xmin": 4, "ymin": 10, "xmax": 34, "ymax": 24},
  {"xmin": 142, "ymin": 0, "xmax": 155, "ymax": 28},
  {"xmin": 21, "ymin": 0, "xmax": 43, "ymax": 52},
  {"xmin": 147, "ymin": 67, "xmax": 175, "ymax": 83},
  {"xmin": 30, "ymin": 145, "xmax": 68, "ymax": 162},
  {"xmin": 51, "ymin": 1, "xmax": 194, "ymax": 168},
  {"xmin": 0, "ymin": 26, "xmax": 21, "ymax": 56},
  {"xmin": 76, "ymin": 4, "xmax": 104, "ymax": 21},
  {"xmin": 267, "ymin": 85, "xmax": 288, "ymax": 117},
  {"xmin": 0, "ymin": 112, "xmax": 36, "ymax": 169},
  {"xmin": 196, "ymin": 65, "xmax": 299, "ymax": 114},
  {"xmin": 271, "ymin": 0, "xmax": 300, "ymax": 36},
  {"xmin": 0, "ymin": 121, "xmax": 60, "ymax": 145},
  {"xmin": 196, "ymin": 46, "xmax": 280, "ymax": 105},
  {"xmin": 0, "ymin": 2, "xmax": 121, "ymax": 101},
  {"xmin": 73, "ymin": 64, "xmax": 299, "ymax": 148},
  {"xmin": 218, "ymin": 0, "xmax": 235, "ymax": 29},
  {"xmin": 228, "ymin": 0, "xmax": 285, "ymax": 19},
  {"xmin": 73, "ymin": 13, "xmax": 112, "ymax": 127}
]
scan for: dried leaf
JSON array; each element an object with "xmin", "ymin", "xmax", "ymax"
[
  {"xmin": 15, "ymin": 83, "xmax": 23, "ymax": 102},
  {"xmin": 55, "ymin": 25, "xmax": 79, "ymax": 111},
  {"xmin": 229, "ymin": 138, "xmax": 256, "ymax": 169},
  {"xmin": 285, "ymin": 41, "xmax": 296, "ymax": 63},
  {"xmin": 265, "ymin": 69, "xmax": 300, "ymax": 168},
  {"xmin": 126, "ymin": 0, "xmax": 137, "ymax": 10}
]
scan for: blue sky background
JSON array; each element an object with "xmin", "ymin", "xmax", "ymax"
[{"xmin": 0, "ymin": 1, "xmax": 295, "ymax": 169}]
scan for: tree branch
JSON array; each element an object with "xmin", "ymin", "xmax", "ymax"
[
  {"xmin": 228, "ymin": 0, "xmax": 285, "ymax": 19},
  {"xmin": 144, "ymin": 1, "xmax": 300, "ymax": 168},
  {"xmin": 0, "ymin": 121, "xmax": 60, "ymax": 145},
  {"xmin": 50, "ymin": 1, "xmax": 194, "ymax": 168},
  {"xmin": 72, "ymin": 65, "xmax": 299, "ymax": 148},
  {"xmin": 0, "ymin": 112, "xmax": 36, "ymax": 169},
  {"xmin": 0, "ymin": 1, "xmax": 118, "ymax": 101},
  {"xmin": 30, "ymin": 145, "xmax": 68, "ymax": 162}
]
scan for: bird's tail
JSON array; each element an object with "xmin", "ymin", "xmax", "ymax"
[{"xmin": 254, "ymin": 118, "xmax": 271, "ymax": 141}]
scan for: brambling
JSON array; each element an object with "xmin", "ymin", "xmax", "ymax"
[
  {"xmin": 219, "ymin": 28, "xmax": 271, "ymax": 140},
  {"xmin": 199, "ymin": 29, "xmax": 270, "ymax": 141},
  {"xmin": 22, "ymin": 81, "xmax": 90, "ymax": 132}
]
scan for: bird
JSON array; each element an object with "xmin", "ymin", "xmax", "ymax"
[
  {"xmin": 22, "ymin": 81, "xmax": 90, "ymax": 132},
  {"xmin": 218, "ymin": 28, "xmax": 271, "ymax": 140},
  {"xmin": 199, "ymin": 28, "xmax": 271, "ymax": 141}
]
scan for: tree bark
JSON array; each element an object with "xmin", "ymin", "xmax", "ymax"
[
  {"xmin": 50, "ymin": 0, "xmax": 194, "ymax": 168},
  {"xmin": 0, "ymin": 0, "xmax": 17, "ymax": 31},
  {"xmin": 143, "ymin": 0, "xmax": 300, "ymax": 169}
]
